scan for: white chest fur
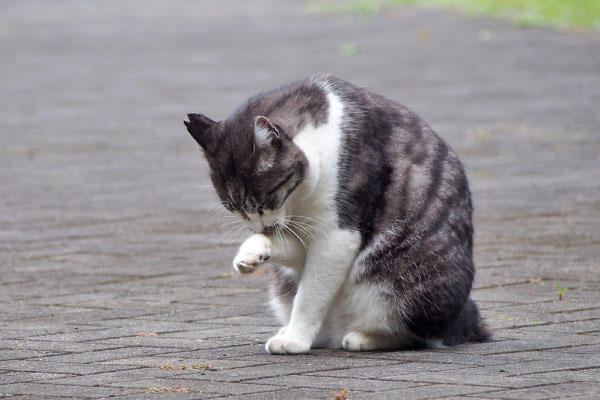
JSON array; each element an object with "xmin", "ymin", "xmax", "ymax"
[{"xmin": 289, "ymin": 91, "xmax": 346, "ymax": 225}]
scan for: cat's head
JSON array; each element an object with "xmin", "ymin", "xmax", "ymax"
[{"xmin": 184, "ymin": 113, "xmax": 308, "ymax": 233}]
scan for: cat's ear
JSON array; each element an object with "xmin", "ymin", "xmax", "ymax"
[
  {"xmin": 253, "ymin": 116, "xmax": 280, "ymax": 148},
  {"xmin": 184, "ymin": 113, "xmax": 216, "ymax": 149}
]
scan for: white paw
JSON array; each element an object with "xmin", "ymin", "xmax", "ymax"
[
  {"xmin": 265, "ymin": 334, "xmax": 310, "ymax": 355},
  {"xmin": 233, "ymin": 234, "xmax": 272, "ymax": 274},
  {"xmin": 342, "ymin": 331, "xmax": 378, "ymax": 352}
]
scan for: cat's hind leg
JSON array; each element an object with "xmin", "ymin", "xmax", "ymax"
[
  {"xmin": 269, "ymin": 266, "xmax": 298, "ymax": 330},
  {"xmin": 342, "ymin": 332, "xmax": 395, "ymax": 352},
  {"xmin": 342, "ymin": 331, "xmax": 421, "ymax": 352}
]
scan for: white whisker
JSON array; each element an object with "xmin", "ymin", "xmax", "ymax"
[
  {"xmin": 275, "ymin": 225, "xmax": 288, "ymax": 260},
  {"xmin": 215, "ymin": 223, "xmax": 247, "ymax": 267},
  {"xmin": 216, "ymin": 220, "xmax": 244, "ymax": 228},
  {"xmin": 283, "ymin": 224, "xmax": 308, "ymax": 251},
  {"xmin": 286, "ymin": 220, "xmax": 315, "ymax": 240}
]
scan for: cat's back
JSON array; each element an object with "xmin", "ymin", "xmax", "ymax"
[{"xmin": 305, "ymin": 77, "xmax": 469, "ymax": 248}]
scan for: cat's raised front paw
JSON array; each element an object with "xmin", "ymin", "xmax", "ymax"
[
  {"xmin": 233, "ymin": 234, "xmax": 272, "ymax": 274},
  {"xmin": 265, "ymin": 334, "xmax": 310, "ymax": 355}
]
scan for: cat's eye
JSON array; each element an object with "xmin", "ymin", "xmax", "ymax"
[{"xmin": 266, "ymin": 173, "xmax": 294, "ymax": 196}]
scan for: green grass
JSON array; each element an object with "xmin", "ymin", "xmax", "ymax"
[
  {"xmin": 554, "ymin": 280, "xmax": 569, "ymax": 300},
  {"xmin": 340, "ymin": 43, "xmax": 361, "ymax": 56},
  {"xmin": 312, "ymin": 0, "xmax": 600, "ymax": 29}
]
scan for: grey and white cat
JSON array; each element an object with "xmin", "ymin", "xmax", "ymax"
[{"xmin": 184, "ymin": 75, "xmax": 490, "ymax": 354}]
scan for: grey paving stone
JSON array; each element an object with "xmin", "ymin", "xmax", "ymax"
[
  {"xmin": 158, "ymin": 358, "xmax": 396, "ymax": 383},
  {"xmin": 493, "ymin": 328, "xmax": 600, "ymax": 344},
  {"xmin": 0, "ymin": 372, "xmax": 73, "ymax": 385},
  {"xmin": 26, "ymin": 327, "xmax": 168, "ymax": 343},
  {"xmin": 109, "ymin": 378, "xmax": 284, "ymax": 397},
  {"xmin": 133, "ymin": 306, "xmax": 266, "ymax": 323},
  {"xmin": 0, "ymin": 396, "xmax": 68, "ymax": 400},
  {"xmin": 389, "ymin": 370, "xmax": 554, "ymax": 389},
  {"xmin": 36, "ymin": 367, "xmax": 209, "ymax": 387},
  {"xmin": 0, "ymin": 349, "xmax": 62, "ymax": 361},
  {"xmin": 229, "ymin": 352, "xmax": 401, "ymax": 368},
  {"xmin": 479, "ymin": 382, "xmax": 600, "ymax": 399},
  {"xmin": 356, "ymin": 350, "xmax": 547, "ymax": 365},
  {"xmin": 204, "ymin": 315, "xmax": 281, "ymax": 327},
  {"xmin": 351, "ymin": 384, "xmax": 496, "ymax": 400},
  {"xmin": 522, "ymin": 369, "xmax": 600, "ymax": 384},
  {"xmin": 0, "ymin": 338, "xmax": 125, "ymax": 354},
  {"xmin": 439, "ymin": 336, "xmax": 600, "ymax": 356},
  {"xmin": 442, "ymin": 359, "xmax": 600, "ymax": 379},
  {"xmin": 0, "ymin": 383, "xmax": 144, "ymax": 398},
  {"xmin": 0, "ymin": 325, "xmax": 104, "ymax": 340},
  {"xmin": 33, "ymin": 346, "xmax": 182, "ymax": 364},
  {"xmin": 85, "ymin": 319, "xmax": 229, "ymax": 332},
  {"xmin": 90, "ymin": 335, "xmax": 256, "ymax": 350},
  {"xmin": 251, "ymin": 374, "xmax": 425, "ymax": 392},
  {"xmin": 0, "ymin": 360, "xmax": 136, "ymax": 375},
  {"xmin": 309, "ymin": 361, "xmax": 461, "ymax": 379},
  {"xmin": 524, "ymin": 319, "xmax": 600, "ymax": 334},
  {"xmin": 159, "ymin": 325, "xmax": 275, "ymax": 340},
  {"xmin": 557, "ymin": 343, "xmax": 600, "ymax": 354},
  {"xmin": 164, "ymin": 343, "xmax": 268, "ymax": 360},
  {"xmin": 99, "ymin": 356, "xmax": 270, "ymax": 371},
  {"xmin": 209, "ymin": 387, "xmax": 348, "ymax": 400}
]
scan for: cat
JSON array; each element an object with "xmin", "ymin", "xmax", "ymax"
[{"xmin": 184, "ymin": 75, "xmax": 491, "ymax": 354}]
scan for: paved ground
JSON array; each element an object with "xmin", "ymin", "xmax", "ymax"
[{"xmin": 1, "ymin": 1, "xmax": 599, "ymax": 399}]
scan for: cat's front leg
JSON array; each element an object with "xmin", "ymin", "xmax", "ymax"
[{"xmin": 265, "ymin": 229, "xmax": 361, "ymax": 355}]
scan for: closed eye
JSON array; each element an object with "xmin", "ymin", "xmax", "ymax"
[{"xmin": 266, "ymin": 173, "xmax": 294, "ymax": 196}]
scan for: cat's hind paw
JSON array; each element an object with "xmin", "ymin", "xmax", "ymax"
[
  {"xmin": 265, "ymin": 334, "xmax": 310, "ymax": 355},
  {"xmin": 342, "ymin": 331, "xmax": 387, "ymax": 351},
  {"xmin": 233, "ymin": 234, "xmax": 272, "ymax": 274}
]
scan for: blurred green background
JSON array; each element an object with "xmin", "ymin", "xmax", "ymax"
[{"xmin": 314, "ymin": 0, "xmax": 600, "ymax": 29}]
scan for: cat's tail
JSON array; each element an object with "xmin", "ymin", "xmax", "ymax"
[{"xmin": 443, "ymin": 297, "xmax": 492, "ymax": 346}]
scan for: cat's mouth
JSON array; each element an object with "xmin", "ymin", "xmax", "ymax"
[{"xmin": 263, "ymin": 225, "xmax": 276, "ymax": 235}]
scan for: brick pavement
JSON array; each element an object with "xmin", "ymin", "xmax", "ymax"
[{"xmin": 1, "ymin": 1, "xmax": 599, "ymax": 398}]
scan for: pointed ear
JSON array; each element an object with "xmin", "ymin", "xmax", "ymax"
[
  {"xmin": 184, "ymin": 113, "xmax": 216, "ymax": 148},
  {"xmin": 253, "ymin": 116, "xmax": 280, "ymax": 148}
]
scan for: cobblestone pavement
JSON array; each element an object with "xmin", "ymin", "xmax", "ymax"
[{"xmin": 1, "ymin": 1, "xmax": 599, "ymax": 399}]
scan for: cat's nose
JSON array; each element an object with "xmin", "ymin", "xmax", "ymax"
[{"xmin": 248, "ymin": 213, "xmax": 264, "ymax": 233}]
